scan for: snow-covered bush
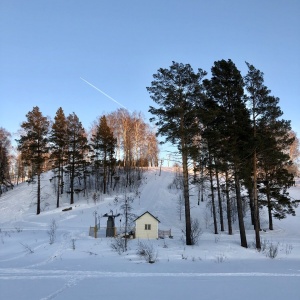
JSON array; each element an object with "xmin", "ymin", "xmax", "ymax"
[
  {"xmin": 259, "ymin": 239, "xmax": 279, "ymax": 259},
  {"xmin": 285, "ymin": 243, "xmax": 293, "ymax": 255},
  {"xmin": 111, "ymin": 237, "xmax": 127, "ymax": 254},
  {"xmin": 47, "ymin": 219, "xmax": 57, "ymax": 245},
  {"xmin": 265, "ymin": 242, "xmax": 279, "ymax": 259},
  {"xmin": 182, "ymin": 218, "xmax": 202, "ymax": 245},
  {"xmin": 215, "ymin": 253, "xmax": 227, "ymax": 263},
  {"xmin": 137, "ymin": 240, "xmax": 158, "ymax": 263},
  {"xmin": 191, "ymin": 219, "xmax": 202, "ymax": 245}
]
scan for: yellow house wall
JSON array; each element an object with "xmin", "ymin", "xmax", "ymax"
[{"xmin": 135, "ymin": 213, "xmax": 158, "ymax": 239}]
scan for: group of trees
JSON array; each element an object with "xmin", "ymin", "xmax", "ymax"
[
  {"xmin": 0, "ymin": 127, "xmax": 13, "ymax": 195},
  {"xmin": 104, "ymin": 109, "xmax": 159, "ymax": 169},
  {"xmin": 0, "ymin": 59, "xmax": 298, "ymax": 250},
  {"xmin": 148, "ymin": 60, "xmax": 298, "ymax": 248},
  {"xmin": 0, "ymin": 107, "xmax": 159, "ymax": 214}
]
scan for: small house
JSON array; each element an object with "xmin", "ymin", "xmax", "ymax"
[{"xmin": 134, "ymin": 211, "xmax": 160, "ymax": 239}]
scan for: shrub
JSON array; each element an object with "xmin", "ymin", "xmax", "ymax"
[
  {"xmin": 47, "ymin": 219, "xmax": 57, "ymax": 245},
  {"xmin": 137, "ymin": 241, "xmax": 158, "ymax": 263},
  {"xmin": 259, "ymin": 239, "xmax": 279, "ymax": 259},
  {"xmin": 215, "ymin": 253, "xmax": 226, "ymax": 263},
  {"xmin": 182, "ymin": 218, "xmax": 202, "ymax": 245},
  {"xmin": 111, "ymin": 237, "xmax": 127, "ymax": 255},
  {"xmin": 285, "ymin": 243, "xmax": 293, "ymax": 255},
  {"xmin": 265, "ymin": 242, "xmax": 279, "ymax": 259}
]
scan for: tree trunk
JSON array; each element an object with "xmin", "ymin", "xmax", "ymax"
[
  {"xmin": 208, "ymin": 151, "xmax": 218, "ymax": 234},
  {"xmin": 182, "ymin": 149, "xmax": 192, "ymax": 245},
  {"xmin": 56, "ymin": 161, "xmax": 60, "ymax": 208},
  {"xmin": 234, "ymin": 170, "xmax": 247, "ymax": 248},
  {"xmin": 200, "ymin": 155, "xmax": 204, "ymax": 203},
  {"xmin": 110, "ymin": 164, "xmax": 113, "ymax": 189},
  {"xmin": 83, "ymin": 165, "xmax": 87, "ymax": 197},
  {"xmin": 225, "ymin": 170, "xmax": 233, "ymax": 235},
  {"xmin": 253, "ymin": 150, "xmax": 261, "ymax": 249},
  {"xmin": 70, "ymin": 152, "xmax": 75, "ymax": 205},
  {"xmin": 103, "ymin": 150, "xmax": 107, "ymax": 194},
  {"xmin": 215, "ymin": 164, "xmax": 224, "ymax": 232},
  {"xmin": 248, "ymin": 187, "xmax": 255, "ymax": 225},
  {"xmin": 266, "ymin": 181, "xmax": 273, "ymax": 230},
  {"xmin": 61, "ymin": 163, "xmax": 64, "ymax": 194},
  {"xmin": 37, "ymin": 172, "xmax": 41, "ymax": 215}
]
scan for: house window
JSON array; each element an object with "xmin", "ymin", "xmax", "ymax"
[{"xmin": 145, "ymin": 224, "xmax": 151, "ymax": 230}]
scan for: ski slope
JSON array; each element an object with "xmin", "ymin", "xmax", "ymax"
[{"xmin": 0, "ymin": 167, "xmax": 300, "ymax": 300}]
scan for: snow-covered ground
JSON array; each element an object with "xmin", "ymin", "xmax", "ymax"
[{"xmin": 0, "ymin": 168, "xmax": 299, "ymax": 300}]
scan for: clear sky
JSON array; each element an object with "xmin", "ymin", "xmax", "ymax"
[{"xmin": 1, "ymin": 0, "xmax": 299, "ymax": 156}]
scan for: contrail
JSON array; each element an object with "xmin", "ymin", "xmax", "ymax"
[{"xmin": 80, "ymin": 77, "xmax": 129, "ymax": 111}]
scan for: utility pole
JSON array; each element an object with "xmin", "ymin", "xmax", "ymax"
[
  {"xmin": 124, "ymin": 196, "xmax": 128, "ymax": 251},
  {"xmin": 93, "ymin": 211, "xmax": 98, "ymax": 238},
  {"xmin": 159, "ymin": 159, "xmax": 163, "ymax": 176}
]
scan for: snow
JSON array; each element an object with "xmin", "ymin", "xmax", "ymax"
[{"xmin": 0, "ymin": 168, "xmax": 300, "ymax": 300}]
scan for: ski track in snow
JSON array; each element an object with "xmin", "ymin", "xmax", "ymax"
[
  {"xmin": 1, "ymin": 268, "xmax": 300, "ymax": 279},
  {"xmin": 39, "ymin": 277, "xmax": 81, "ymax": 300}
]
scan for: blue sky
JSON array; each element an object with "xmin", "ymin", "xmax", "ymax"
[{"xmin": 1, "ymin": 0, "xmax": 299, "ymax": 156}]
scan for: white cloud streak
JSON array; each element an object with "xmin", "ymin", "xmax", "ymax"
[{"xmin": 80, "ymin": 77, "xmax": 129, "ymax": 111}]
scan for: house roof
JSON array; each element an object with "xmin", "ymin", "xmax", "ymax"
[{"xmin": 134, "ymin": 211, "xmax": 160, "ymax": 223}]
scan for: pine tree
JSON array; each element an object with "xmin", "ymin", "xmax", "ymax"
[
  {"xmin": 91, "ymin": 115, "xmax": 116, "ymax": 194},
  {"xmin": 49, "ymin": 107, "xmax": 67, "ymax": 207},
  {"xmin": 17, "ymin": 107, "xmax": 49, "ymax": 214},
  {"xmin": 66, "ymin": 113, "xmax": 88, "ymax": 205},
  {"xmin": 197, "ymin": 96, "xmax": 225, "ymax": 234},
  {"xmin": 244, "ymin": 62, "xmax": 273, "ymax": 249},
  {"xmin": 245, "ymin": 63, "xmax": 296, "ymax": 230},
  {"xmin": 147, "ymin": 61, "xmax": 207, "ymax": 245},
  {"xmin": 257, "ymin": 108, "xmax": 296, "ymax": 229},
  {"xmin": 204, "ymin": 59, "xmax": 251, "ymax": 248}
]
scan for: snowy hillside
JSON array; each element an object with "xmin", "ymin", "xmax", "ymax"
[{"xmin": 0, "ymin": 167, "xmax": 300, "ymax": 300}]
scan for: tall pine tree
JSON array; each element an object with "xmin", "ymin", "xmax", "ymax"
[
  {"xmin": 49, "ymin": 107, "xmax": 67, "ymax": 207},
  {"xmin": 204, "ymin": 59, "xmax": 251, "ymax": 248},
  {"xmin": 66, "ymin": 113, "xmax": 88, "ymax": 205},
  {"xmin": 17, "ymin": 106, "xmax": 49, "ymax": 215},
  {"xmin": 91, "ymin": 115, "xmax": 116, "ymax": 194},
  {"xmin": 257, "ymin": 103, "xmax": 296, "ymax": 229},
  {"xmin": 147, "ymin": 61, "xmax": 206, "ymax": 245}
]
